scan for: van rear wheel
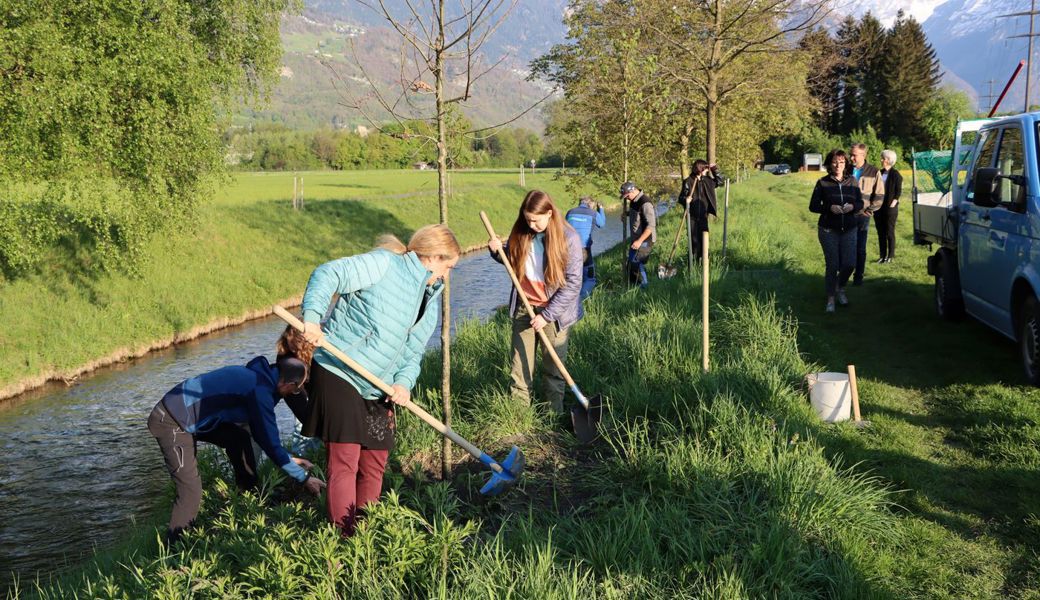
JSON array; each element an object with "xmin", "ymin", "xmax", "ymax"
[
  {"xmin": 935, "ymin": 253, "xmax": 964, "ymax": 321},
  {"xmin": 1019, "ymin": 296, "xmax": 1040, "ymax": 386}
]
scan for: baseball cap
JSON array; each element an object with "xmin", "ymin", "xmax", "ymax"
[
  {"xmin": 619, "ymin": 181, "xmax": 637, "ymax": 196},
  {"xmin": 277, "ymin": 356, "xmax": 308, "ymax": 387}
]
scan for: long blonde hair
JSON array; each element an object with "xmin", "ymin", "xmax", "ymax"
[
  {"xmin": 507, "ymin": 190, "xmax": 570, "ymax": 289},
  {"xmin": 276, "ymin": 325, "xmax": 315, "ymax": 382},
  {"xmin": 376, "ymin": 224, "xmax": 460, "ymax": 260}
]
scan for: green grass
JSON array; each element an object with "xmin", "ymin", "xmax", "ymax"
[
  {"xmin": 0, "ymin": 169, "xmax": 602, "ymax": 396},
  {"xmin": 14, "ymin": 172, "xmax": 1040, "ymax": 599}
]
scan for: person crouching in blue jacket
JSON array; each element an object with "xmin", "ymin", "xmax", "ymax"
[
  {"xmin": 298, "ymin": 224, "xmax": 460, "ymax": 536},
  {"xmin": 565, "ymin": 196, "xmax": 605, "ymax": 300},
  {"xmin": 147, "ymin": 355, "xmax": 326, "ymax": 543}
]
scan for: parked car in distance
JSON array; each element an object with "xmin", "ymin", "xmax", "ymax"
[{"xmin": 773, "ymin": 164, "xmax": 791, "ymax": 175}]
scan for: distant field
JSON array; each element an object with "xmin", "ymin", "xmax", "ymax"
[{"xmin": 0, "ymin": 169, "xmax": 603, "ymax": 398}]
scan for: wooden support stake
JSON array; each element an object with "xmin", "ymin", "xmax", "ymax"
[
  {"xmin": 848, "ymin": 364, "xmax": 862, "ymax": 422},
  {"xmin": 702, "ymin": 231, "xmax": 710, "ymax": 373},
  {"xmin": 722, "ymin": 178, "xmax": 730, "ymax": 260},
  {"xmin": 293, "ymin": 176, "xmax": 298, "ymax": 209}
]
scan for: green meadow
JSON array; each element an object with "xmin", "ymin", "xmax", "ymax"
[
  {"xmin": 0, "ymin": 169, "xmax": 600, "ymax": 398},
  {"xmin": 17, "ymin": 172, "xmax": 1040, "ymax": 599}
]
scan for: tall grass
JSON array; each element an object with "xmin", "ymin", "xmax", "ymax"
[
  {"xmin": 19, "ymin": 229, "xmax": 910, "ymax": 599},
  {"xmin": 17, "ymin": 172, "xmax": 1039, "ymax": 599}
]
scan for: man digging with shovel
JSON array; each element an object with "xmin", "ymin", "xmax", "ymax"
[{"xmin": 621, "ymin": 181, "xmax": 656, "ymax": 289}]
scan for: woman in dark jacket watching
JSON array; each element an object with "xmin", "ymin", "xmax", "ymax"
[
  {"xmin": 875, "ymin": 149, "xmax": 903, "ymax": 263},
  {"xmin": 809, "ymin": 149, "xmax": 864, "ymax": 313}
]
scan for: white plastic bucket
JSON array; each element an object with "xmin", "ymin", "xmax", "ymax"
[{"xmin": 806, "ymin": 372, "xmax": 851, "ymax": 423}]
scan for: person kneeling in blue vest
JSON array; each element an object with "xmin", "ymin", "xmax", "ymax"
[
  {"xmin": 565, "ymin": 196, "xmax": 605, "ymax": 300},
  {"xmin": 147, "ymin": 355, "xmax": 326, "ymax": 543}
]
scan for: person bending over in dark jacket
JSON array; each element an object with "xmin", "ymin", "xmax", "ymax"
[
  {"xmin": 809, "ymin": 149, "xmax": 864, "ymax": 313},
  {"xmin": 147, "ymin": 355, "xmax": 326, "ymax": 543},
  {"xmin": 678, "ymin": 159, "xmax": 724, "ymax": 260}
]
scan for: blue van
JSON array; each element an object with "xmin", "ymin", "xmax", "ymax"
[{"xmin": 914, "ymin": 112, "xmax": 1040, "ymax": 384}]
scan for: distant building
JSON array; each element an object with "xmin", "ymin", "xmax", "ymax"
[{"xmin": 803, "ymin": 153, "xmax": 823, "ymax": 172}]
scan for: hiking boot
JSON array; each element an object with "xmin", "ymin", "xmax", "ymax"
[
  {"xmin": 837, "ymin": 289, "xmax": 849, "ymax": 306},
  {"xmin": 825, "ymin": 300, "xmax": 836, "ymax": 313}
]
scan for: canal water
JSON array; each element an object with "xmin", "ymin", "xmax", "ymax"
[{"xmin": 0, "ymin": 207, "xmax": 652, "ymax": 584}]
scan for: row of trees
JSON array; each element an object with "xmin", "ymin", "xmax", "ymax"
[
  {"xmin": 532, "ymin": 2, "xmax": 974, "ymax": 190},
  {"xmin": 226, "ymin": 122, "xmax": 545, "ymax": 171},
  {"xmin": 798, "ymin": 11, "xmax": 973, "ymax": 155},
  {"xmin": 531, "ymin": 0, "xmax": 827, "ymax": 192}
]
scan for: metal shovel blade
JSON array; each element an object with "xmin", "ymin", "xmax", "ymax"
[
  {"xmin": 479, "ymin": 446, "xmax": 525, "ymax": 496},
  {"xmin": 571, "ymin": 394, "xmax": 605, "ymax": 443},
  {"xmin": 657, "ymin": 264, "xmax": 678, "ymax": 279}
]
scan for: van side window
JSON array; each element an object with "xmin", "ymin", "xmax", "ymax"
[
  {"xmin": 956, "ymin": 130, "xmax": 980, "ymax": 187},
  {"xmin": 995, "ymin": 126, "xmax": 1025, "ymax": 210},
  {"xmin": 968, "ymin": 129, "xmax": 997, "ymax": 200}
]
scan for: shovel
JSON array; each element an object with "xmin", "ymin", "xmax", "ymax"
[
  {"xmin": 480, "ymin": 211, "xmax": 605, "ymax": 443},
  {"xmin": 273, "ymin": 305, "xmax": 524, "ymax": 496},
  {"xmin": 657, "ymin": 200, "xmax": 691, "ymax": 279}
]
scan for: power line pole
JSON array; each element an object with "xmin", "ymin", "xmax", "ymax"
[
  {"xmin": 999, "ymin": 0, "xmax": 1040, "ymax": 111},
  {"xmin": 980, "ymin": 79, "xmax": 997, "ymax": 114}
]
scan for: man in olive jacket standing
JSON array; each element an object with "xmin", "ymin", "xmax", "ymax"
[{"xmin": 842, "ymin": 142, "xmax": 884, "ymax": 287}]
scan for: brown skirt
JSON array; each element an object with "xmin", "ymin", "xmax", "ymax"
[{"xmin": 301, "ymin": 361, "xmax": 396, "ymax": 450}]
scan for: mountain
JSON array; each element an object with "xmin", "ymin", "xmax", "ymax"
[
  {"xmin": 238, "ymin": 1, "xmax": 569, "ymax": 131},
  {"xmin": 253, "ymin": 1, "xmax": 1035, "ymax": 131},
  {"xmin": 847, "ymin": 0, "xmax": 1036, "ymax": 113},
  {"xmin": 844, "ymin": 0, "xmax": 949, "ymax": 27},
  {"xmin": 922, "ymin": 0, "xmax": 1033, "ymax": 113}
]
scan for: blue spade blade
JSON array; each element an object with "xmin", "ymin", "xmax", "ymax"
[{"xmin": 478, "ymin": 446, "xmax": 525, "ymax": 496}]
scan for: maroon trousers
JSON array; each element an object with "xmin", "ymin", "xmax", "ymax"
[{"xmin": 326, "ymin": 442, "xmax": 388, "ymax": 535}]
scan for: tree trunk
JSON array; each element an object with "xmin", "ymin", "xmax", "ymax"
[
  {"xmin": 679, "ymin": 117, "xmax": 694, "ymax": 179},
  {"xmin": 705, "ymin": 87, "xmax": 717, "ymax": 166},
  {"xmin": 705, "ymin": 0, "xmax": 722, "ymax": 165},
  {"xmin": 435, "ymin": 2, "xmax": 452, "ymax": 480}
]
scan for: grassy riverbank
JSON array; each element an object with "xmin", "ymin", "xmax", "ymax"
[
  {"xmin": 18, "ymin": 173, "xmax": 1039, "ymax": 598},
  {"xmin": 0, "ymin": 169, "xmax": 598, "ymax": 401}
]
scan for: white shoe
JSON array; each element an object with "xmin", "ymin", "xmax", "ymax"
[
  {"xmin": 826, "ymin": 301, "xmax": 836, "ymax": 313},
  {"xmin": 837, "ymin": 289, "xmax": 849, "ymax": 306}
]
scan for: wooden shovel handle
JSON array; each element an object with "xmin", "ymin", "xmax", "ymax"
[
  {"xmin": 272, "ymin": 305, "xmax": 498, "ymax": 470},
  {"xmin": 479, "ymin": 211, "xmax": 578, "ymax": 389},
  {"xmin": 665, "ymin": 202, "xmax": 691, "ymax": 264}
]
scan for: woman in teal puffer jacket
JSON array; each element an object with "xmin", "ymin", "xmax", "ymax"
[{"xmin": 299, "ymin": 224, "xmax": 460, "ymax": 536}]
